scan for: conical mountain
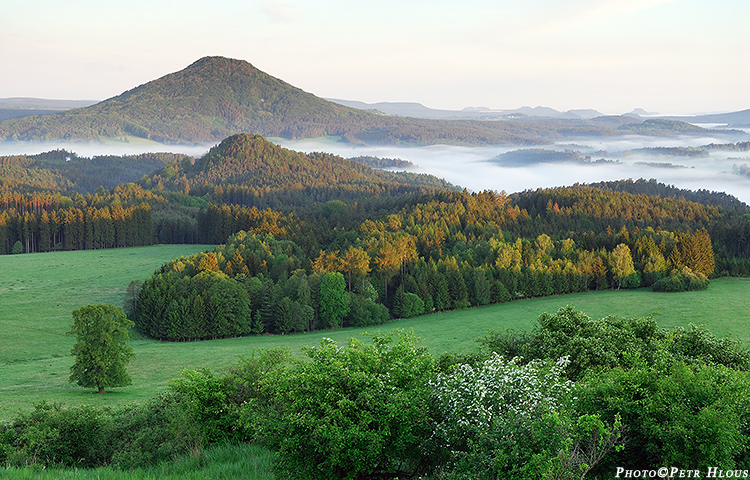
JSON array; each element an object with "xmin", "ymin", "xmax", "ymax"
[
  {"xmin": 0, "ymin": 57, "xmax": 370, "ymax": 144},
  {"xmin": 0, "ymin": 56, "xmax": 710, "ymax": 145}
]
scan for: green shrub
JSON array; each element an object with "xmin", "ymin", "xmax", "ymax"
[
  {"xmin": 169, "ymin": 369, "xmax": 241, "ymax": 445},
  {"xmin": 652, "ymin": 271, "xmax": 709, "ymax": 292},
  {"xmin": 400, "ymin": 292, "xmax": 425, "ymax": 318},
  {"xmin": 576, "ymin": 360, "xmax": 750, "ymax": 472},
  {"xmin": 107, "ymin": 394, "xmax": 200, "ymax": 469},
  {"xmin": 346, "ymin": 293, "xmax": 389, "ymax": 327},
  {"xmin": 669, "ymin": 324, "xmax": 750, "ymax": 370},
  {"xmin": 0, "ymin": 402, "xmax": 108, "ymax": 468},
  {"xmin": 268, "ymin": 331, "xmax": 440, "ymax": 480},
  {"xmin": 479, "ymin": 306, "xmax": 665, "ymax": 380},
  {"xmin": 431, "ymin": 354, "xmax": 622, "ymax": 479},
  {"xmin": 652, "ymin": 274, "xmax": 686, "ymax": 292}
]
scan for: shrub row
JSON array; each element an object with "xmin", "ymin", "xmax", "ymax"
[{"xmin": 4, "ymin": 309, "xmax": 750, "ymax": 478}]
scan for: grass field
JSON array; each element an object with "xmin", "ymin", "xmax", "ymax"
[
  {"xmin": 2, "ymin": 246, "xmax": 749, "ymax": 420},
  {"xmin": 0, "ymin": 443, "xmax": 275, "ymax": 480}
]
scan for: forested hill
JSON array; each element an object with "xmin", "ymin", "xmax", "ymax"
[
  {"xmin": 144, "ymin": 133, "xmax": 454, "ymax": 208},
  {"xmin": 0, "ymin": 57, "xmax": 368, "ymax": 144},
  {"xmin": 584, "ymin": 178, "xmax": 749, "ymax": 211},
  {"xmin": 0, "ymin": 56, "xmax": 720, "ymax": 146}
]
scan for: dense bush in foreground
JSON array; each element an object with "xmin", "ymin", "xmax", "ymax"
[{"xmin": 3, "ymin": 308, "xmax": 750, "ymax": 478}]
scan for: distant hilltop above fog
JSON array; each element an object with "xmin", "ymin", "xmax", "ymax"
[
  {"xmin": 327, "ymin": 99, "xmax": 606, "ymax": 120},
  {"xmin": 0, "ymin": 98, "xmax": 98, "ymax": 121},
  {"xmin": 661, "ymin": 109, "xmax": 750, "ymax": 127},
  {"xmin": 0, "ymin": 56, "xmax": 746, "ymax": 146},
  {"xmin": 328, "ymin": 99, "xmax": 750, "ymax": 127}
]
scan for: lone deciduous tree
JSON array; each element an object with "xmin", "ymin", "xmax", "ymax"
[{"xmin": 67, "ymin": 304, "xmax": 135, "ymax": 394}]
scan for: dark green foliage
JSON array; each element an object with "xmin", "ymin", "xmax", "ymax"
[
  {"xmin": 491, "ymin": 279, "xmax": 511, "ymax": 303},
  {"xmin": 0, "ymin": 402, "xmax": 108, "ymax": 468},
  {"xmin": 346, "ymin": 293, "xmax": 390, "ymax": 327},
  {"xmin": 251, "ymin": 309, "xmax": 264, "ymax": 335},
  {"xmin": 134, "ymin": 270, "xmax": 252, "ymax": 340},
  {"xmin": 67, "ymin": 304, "xmax": 135, "ymax": 393},
  {"xmin": 479, "ymin": 305, "xmax": 750, "ymax": 380},
  {"xmin": 268, "ymin": 332, "xmax": 439, "ymax": 480},
  {"xmin": 392, "ymin": 286, "xmax": 425, "ymax": 318},
  {"xmin": 0, "ymin": 349, "xmax": 291, "ymax": 470},
  {"xmin": 400, "ymin": 292, "xmax": 425, "ymax": 318},
  {"xmin": 169, "ymin": 369, "xmax": 239, "ymax": 445},
  {"xmin": 0, "ymin": 396, "xmax": 198, "ymax": 470},
  {"xmin": 105, "ymin": 393, "xmax": 201, "ymax": 469},
  {"xmin": 652, "ymin": 271, "xmax": 710, "ymax": 292},
  {"xmin": 447, "ymin": 268, "xmax": 470, "ymax": 309},
  {"xmin": 274, "ymin": 297, "xmax": 294, "ymax": 334},
  {"xmin": 576, "ymin": 361, "xmax": 750, "ymax": 472},
  {"xmin": 670, "ymin": 323, "xmax": 750, "ymax": 370},
  {"xmin": 469, "ymin": 268, "xmax": 492, "ymax": 306},
  {"xmin": 432, "ymin": 272, "xmax": 451, "ymax": 311},
  {"xmin": 319, "ymin": 272, "xmax": 350, "ymax": 329}
]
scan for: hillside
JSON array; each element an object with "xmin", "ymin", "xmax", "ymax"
[
  {"xmin": 144, "ymin": 133, "xmax": 455, "ymax": 209},
  {"xmin": 0, "ymin": 56, "xmax": 722, "ymax": 146},
  {"xmin": 0, "ymin": 57, "xmax": 372, "ymax": 144}
]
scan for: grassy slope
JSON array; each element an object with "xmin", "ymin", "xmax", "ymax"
[
  {"xmin": 1, "ymin": 247, "xmax": 749, "ymax": 420},
  {"xmin": 0, "ymin": 245, "xmax": 212, "ymax": 418},
  {"xmin": 0, "ymin": 443, "xmax": 275, "ymax": 480}
]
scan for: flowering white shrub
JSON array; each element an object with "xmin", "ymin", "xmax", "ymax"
[
  {"xmin": 432, "ymin": 353, "xmax": 572, "ymax": 441},
  {"xmin": 431, "ymin": 354, "xmax": 575, "ymax": 479}
]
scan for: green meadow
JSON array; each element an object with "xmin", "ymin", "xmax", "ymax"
[
  {"xmin": 0, "ymin": 443, "xmax": 276, "ymax": 480},
  {"xmin": 1, "ymin": 245, "xmax": 749, "ymax": 420}
]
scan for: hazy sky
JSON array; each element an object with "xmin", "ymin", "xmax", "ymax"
[{"xmin": 2, "ymin": 0, "xmax": 748, "ymax": 115}]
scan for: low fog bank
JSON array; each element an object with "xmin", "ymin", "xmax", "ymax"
[
  {"xmin": 276, "ymin": 136, "xmax": 750, "ymax": 205},
  {"xmin": 0, "ymin": 140, "xmax": 213, "ymax": 159},
  {"xmin": 1, "ymin": 134, "xmax": 748, "ymax": 205}
]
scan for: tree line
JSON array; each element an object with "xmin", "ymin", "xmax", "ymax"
[
  {"xmin": 0, "ymin": 203, "xmax": 153, "ymax": 254},
  {"xmin": 132, "ymin": 210, "xmax": 715, "ymax": 340}
]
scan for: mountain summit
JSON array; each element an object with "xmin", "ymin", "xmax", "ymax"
[
  {"xmin": 0, "ymin": 56, "xmax": 724, "ymax": 146},
  {"xmin": 0, "ymin": 56, "xmax": 369, "ymax": 144}
]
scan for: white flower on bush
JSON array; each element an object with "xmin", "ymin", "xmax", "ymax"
[{"xmin": 431, "ymin": 354, "xmax": 572, "ymax": 445}]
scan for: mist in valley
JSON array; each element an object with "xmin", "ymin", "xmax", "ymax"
[
  {"xmin": 2, "ymin": 128, "xmax": 750, "ymax": 205},
  {"xmin": 275, "ymin": 131, "xmax": 750, "ymax": 205}
]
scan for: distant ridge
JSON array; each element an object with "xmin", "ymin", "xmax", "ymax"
[
  {"xmin": 661, "ymin": 109, "xmax": 750, "ymax": 126},
  {"xmin": 0, "ymin": 98, "xmax": 98, "ymax": 122},
  {"xmin": 328, "ymin": 99, "xmax": 604, "ymax": 120},
  {"xmin": 0, "ymin": 56, "xmax": 734, "ymax": 146}
]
